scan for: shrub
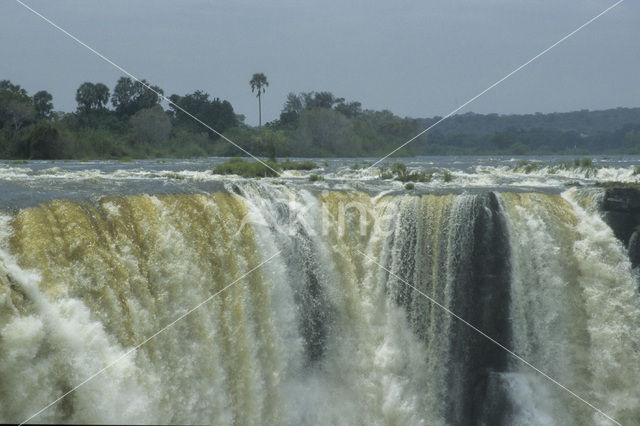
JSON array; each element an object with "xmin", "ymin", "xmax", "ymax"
[
  {"xmin": 213, "ymin": 157, "xmax": 280, "ymax": 177},
  {"xmin": 548, "ymin": 161, "xmax": 571, "ymax": 174},
  {"xmin": 515, "ymin": 160, "xmax": 541, "ymax": 174},
  {"xmin": 391, "ymin": 162, "xmax": 407, "ymax": 174},
  {"xmin": 574, "ymin": 158, "xmax": 593, "ymax": 168},
  {"xmin": 28, "ymin": 122, "xmax": 64, "ymax": 159},
  {"xmin": 404, "ymin": 183, "xmax": 415, "ymax": 190},
  {"xmin": 397, "ymin": 171, "xmax": 432, "ymax": 182},
  {"xmin": 388, "ymin": 161, "xmax": 432, "ymax": 182},
  {"xmin": 280, "ymin": 159, "xmax": 317, "ymax": 170},
  {"xmin": 443, "ymin": 170, "xmax": 453, "ymax": 182},
  {"xmin": 309, "ymin": 174, "xmax": 323, "ymax": 181},
  {"xmin": 579, "ymin": 158, "xmax": 593, "ymax": 168}
]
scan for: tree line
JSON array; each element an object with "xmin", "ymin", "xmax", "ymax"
[
  {"xmin": 414, "ymin": 109, "xmax": 640, "ymax": 155},
  {"xmin": 1, "ymin": 76, "xmax": 639, "ymax": 160},
  {"xmin": 0, "ymin": 77, "xmax": 238, "ymax": 159}
]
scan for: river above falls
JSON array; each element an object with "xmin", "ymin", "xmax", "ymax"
[{"xmin": 1, "ymin": 155, "xmax": 639, "ymax": 210}]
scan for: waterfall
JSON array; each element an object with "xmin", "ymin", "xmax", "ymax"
[
  {"xmin": 1, "ymin": 187, "xmax": 638, "ymax": 425},
  {"xmin": 500, "ymin": 190, "xmax": 640, "ymax": 425}
]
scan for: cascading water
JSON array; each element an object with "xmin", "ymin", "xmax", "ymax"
[{"xmin": 1, "ymin": 183, "xmax": 639, "ymax": 425}]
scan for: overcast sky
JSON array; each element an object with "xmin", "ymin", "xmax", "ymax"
[{"xmin": 1, "ymin": 0, "xmax": 638, "ymax": 126}]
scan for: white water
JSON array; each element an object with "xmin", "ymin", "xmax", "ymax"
[{"xmin": 1, "ymin": 184, "xmax": 639, "ymax": 425}]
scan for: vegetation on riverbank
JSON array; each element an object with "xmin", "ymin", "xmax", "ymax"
[
  {"xmin": 376, "ymin": 161, "xmax": 456, "ymax": 184},
  {"xmin": 2, "ymin": 77, "xmax": 640, "ymax": 160},
  {"xmin": 381, "ymin": 162, "xmax": 433, "ymax": 182},
  {"xmin": 511, "ymin": 158, "xmax": 599, "ymax": 175},
  {"xmin": 212, "ymin": 157, "xmax": 318, "ymax": 178}
]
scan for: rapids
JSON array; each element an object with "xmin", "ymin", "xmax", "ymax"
[{"xmin": 1, "ymin": 158, "xmax": 639, "ymax": 425}]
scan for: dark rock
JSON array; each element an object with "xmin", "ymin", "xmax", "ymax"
[
  {"xmin": 601, "ymin": 211, "xmax": 636, "ymax": 246},
  {"xmin": 628, "ymin": 231, "xmax": 640, "ymax": 269},
  {"xmin": 603, "ymin": 188, "xmax": 640, "ymax": 212},
  {"xmin": 601, "ymin": 188, "xmax": 640, "ymax": 247}
]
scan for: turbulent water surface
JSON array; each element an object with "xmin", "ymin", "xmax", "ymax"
[{"xmin": 1, "ymin": 156, "xmax": 639, "ymax": 425}]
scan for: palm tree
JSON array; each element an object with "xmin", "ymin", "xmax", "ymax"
[{"xmin": 250, "ymin": 73, "xmax": 268, "ymax": 127}]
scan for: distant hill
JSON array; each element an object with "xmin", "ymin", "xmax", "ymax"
[
  {"xmin": 418, "ymin": 108, "xmax": 640, "ymax": 136},
  {"xmin": 411, "ymin": 108, "xmax": 640, "ymax": 155}
]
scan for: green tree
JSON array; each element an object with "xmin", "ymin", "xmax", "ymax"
[
  {"xmin": 33, "ymin": 90, "xmax": 54, "ymax": 120},
  {"xmin": 75, "ymin": 82, "xmax": 110, "ymax": 114},
  {"xmin": 0, "ymin": 80, "xmax": 27, "ymax": 96},
  {"xmin": 0, "ymin": 82, "xmax": 35, "ymax": 132},
  {"xmin": 169, "ymin": 91, "xmax": 237, "ymax": 137},
  {"xmin": 111, "ymin": 77, "xmax": 163, "ymax": 117},
  {"xmin": 257, "ymin": 128, "xmax": 292, "ymax": 159},
  {"xmin": 276, "ymin": 92, "xmax": 303, "ymax": 128},
  {"xmin": 334, "ymin": 99, "xmax": 362, "ymax": 118},
  {"xmin": 249, "ymin": 73, "xmax": 268, "ymax": 127},
  {"xmin": 130, "ymin": 105, "xmax": 172, "ymax": 145},
  {"xmin": 28, "ymin": 122, "xmax": 63, "ymax": 159},
  {"xmin": 296, "ymin": 108, "xmax": 358, "ymax": 156},
  {"xmin": 303, "ymin": 91, "xmax": 336, "ymax": 109},
  {"xmin": 274, "ymin": 91, "xmax": 361, "ymax": 130},
  {"xmin": 283, "ymin": 92, "xmax": 303, "ymax": 114}
]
